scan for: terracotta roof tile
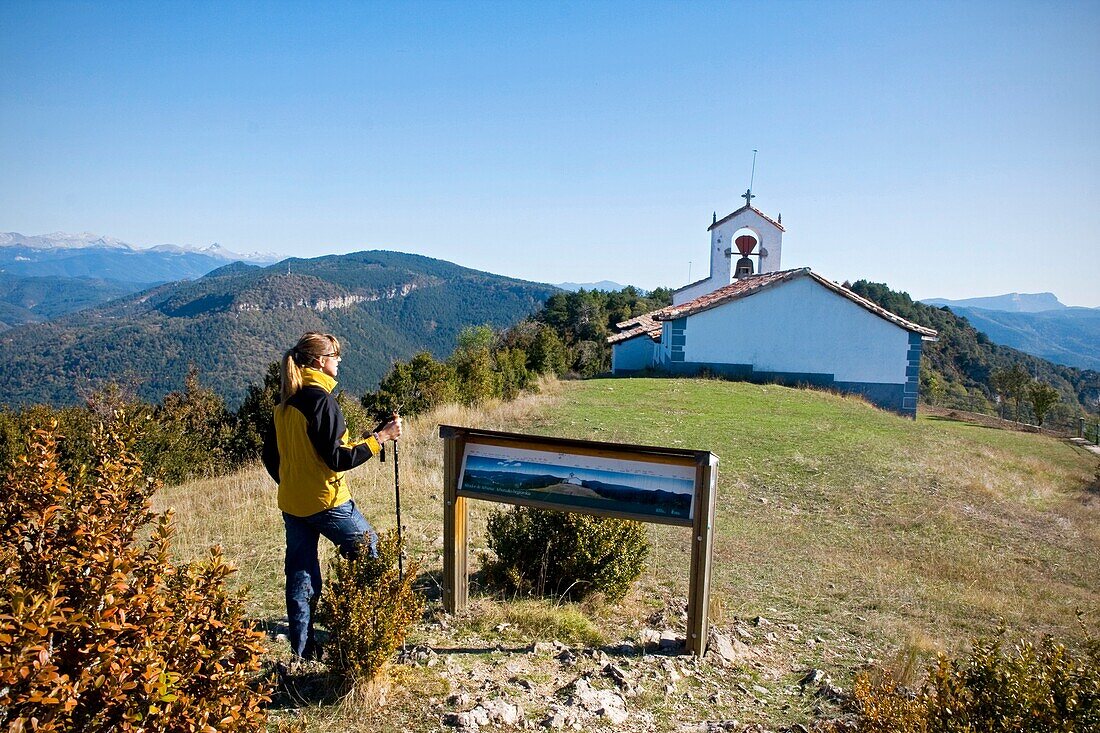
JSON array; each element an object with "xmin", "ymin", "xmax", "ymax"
[
  {"xmin": 652, "ymin": 268, "xmax": 938, "ymax": 337},
  {"xmin": 653, "ymin": 269, "xmax": 801, "ymax": 320},
  {"xmin": 708, "ymin": 205, "xmax": 786, "ymax": 232},
  {"xmin": 607, "ymin": 312, "xmax": 662, "ymax": 344}
]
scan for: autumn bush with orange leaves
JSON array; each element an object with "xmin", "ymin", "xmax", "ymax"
[{"xmin": 0, "ymin": 419, "xmax": 270, "ymax": 732}]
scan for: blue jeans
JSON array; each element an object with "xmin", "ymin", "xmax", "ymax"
[{"xmin": 283, "ymin": 500, "xmax": 378, "ymax": 659}]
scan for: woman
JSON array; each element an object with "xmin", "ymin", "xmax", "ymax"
[{"xmin": 262, "ymin": 331, "xmax": 402, "ymax": 660}]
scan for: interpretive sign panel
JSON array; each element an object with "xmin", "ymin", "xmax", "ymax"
[
  {"xmin": 459, "ymin": 442, "xmax": 697, "ymax": 524},
  {"xmin": 440, "ymin": 425, "xmax": 719, "ymax": 657}
]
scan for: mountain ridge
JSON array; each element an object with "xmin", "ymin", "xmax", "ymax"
[
  {"xmin": 0, "ymin": 250, "xmax": 559, "ymax": 407},
  {"xmin": 556, "ymin": 280, "xmax": 625, "ymax": 292},
  {"xmin": 0, "ymin": 231, "xmax": 280, "ymax": 290},
  {"xmin": 944, "ymin": 306, "xmax": 1100, "ymax": 372},
  {"xmin": 915, "ymin": 291, "xmax": 1100, "ymax": 371},
  {"xmin": 0, "ymin": 231, "xmax": 278, "ymax": 262},
  {"xmin": 921, "ymin": 292, "xmax": 1076, "ymax": 312}
]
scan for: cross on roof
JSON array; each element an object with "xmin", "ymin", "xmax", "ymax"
[{"xmin": 741, "ymin": 188, "xmax": 755, "ymax": 206}]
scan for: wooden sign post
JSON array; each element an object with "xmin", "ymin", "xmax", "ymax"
[{"xmin": 440, "ymin": 425, "xmax": 718, "ymax": 657}]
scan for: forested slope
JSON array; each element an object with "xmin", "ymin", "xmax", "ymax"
[{"xmin": 0, "ymin": 251, "xmax": 557, "ymax": 406}]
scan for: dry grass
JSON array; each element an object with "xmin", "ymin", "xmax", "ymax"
[
  {"xmin": 521, "ymin": 379, "xmax": 1099, "ymax": 669},
  {"xmin": 153, "ymin": 464, "xmax": 285, "ymax": 617},
  {"xmin": 153, "ymin": 376, "xmax": 1100, "ymax": 730},
  {"xmin": 153, "ymin": 377, "xmax": 565, "ymax": 620}
]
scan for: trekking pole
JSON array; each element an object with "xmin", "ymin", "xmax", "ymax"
[
  {"xmin": 393, "ymin": 432, "xmax": 404, "ymax": 582},
  {"xmin": 392, "ymin": 421, "xmax": 411, "ymax": 655},
  {"xmin": 393, "ymin": 435, "xmax": 407, "ymax": 581}
]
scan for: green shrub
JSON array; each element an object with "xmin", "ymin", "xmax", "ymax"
[
  {"xmin": 482, "ymin": 507, "xmax": 649, "ymax": 602},
  {"xmin": 335, "ymin": 390, "xmax": 371, "ymax": 440},
  {"xmin": 317, "ymin": 531, "xmax": 423, "ymax": 684},
  {"xmin": 852, "ymin": 622, "xmax": 1100, "ymax": 732},
  {"xmin": 148, "ymin": 368, "xmax": 235, "ymax": 483},
  {"xmin": 495, "ymin": 346, "xmax": 533, "ymax": 400},
  {"xmin": 527, "ymin": 324, "xmax": 570, "ymax": 376},
  {"xmin": 497, "ymin": 321, "xmax": 570, "ymax": 377},
  {"xmin": 0, "ymin": 419, "xmax": 269, "ymax": 732},
  {"xmin": 82, "ymin": 376, "xmax": 236, "ymax": 485},
  {"xmin": 0, "ymin": 406, "xmax": 22, "ymax": 471},
  {"xmin": 451, "ymin": 326, "xmax": 501, "ymax": 405},
  {"xmin": 0, "ymin": 401, "xmax": 109, "ymax": 479},
  {"xmin": 363, "ymin": 351, "xmax": 457, "ymax": 418}
]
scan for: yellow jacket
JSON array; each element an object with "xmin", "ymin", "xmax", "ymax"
[{"xmin": 262, "ymin": 368, "xmax": 382, "ymax": 517}]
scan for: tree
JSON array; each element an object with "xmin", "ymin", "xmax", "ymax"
[
  {"xmin": 1028, "ymin": 381, "xmax": 1061, "ymax": 428},
  {"xmin": 498, "ymin": 321, "xmax": 569, "ymax": 377},
  {"xmin": 150, "ymin": 367, "xmax": 235, "ymax": 483},
  {"xmin": 533, "ymin": 286, "xmax": 672, "ymax": 379},
  {"xmin": 451, "ymin": 325, "xmax": 500, "ymax": 404},
  {"xmin": 528, "ymin": 324, "xmax": 570, "ymax": 376},
  {"xmin": 991, "ymin": 365, "xmax": 1031, "ymax": 422},
  {"xmin": 230, "ymin": 361, "xmax": 281, "ymax": 461},
  {"xmin": 919, "ymin": 366, "xmax": 946, "ymax": 405},
  {"xmin": 573, "ymin": 340, "xmax": 608, "ymax": 377},
  {"xmin": 495, "ymin": 347, "xmax": 532, "ymax": 400},
  {"xmin": 363, "ymin": 352, "xmax": 456, "ymax": 419}
]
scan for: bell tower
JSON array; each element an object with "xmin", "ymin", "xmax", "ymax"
[
  {"xmin": 672, "ymin": 152, "xmax": 787, "ymax": 306},
  {"xmin": 673, "ymin": 201, "xmax": 785, "ymax": 306},
  {"xmin": 707, "ymin": 197, "xmax": 784, "ymax": 282}
]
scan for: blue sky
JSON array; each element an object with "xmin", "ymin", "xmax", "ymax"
[{"xmin": 2, "ymin": 1, "xmax": 1097, "ymax": 305}]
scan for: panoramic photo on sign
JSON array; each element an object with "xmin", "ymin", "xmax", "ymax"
[{"xmin": 458, "ymin": 442, "xmax": 697, "ymax": 522}]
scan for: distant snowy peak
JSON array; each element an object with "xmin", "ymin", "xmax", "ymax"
[
  {"xmin": 200, "ymin": 242, "xmax": 280, "ymax": 263},
  {"xmin": 0, "ymin": 231, "xmax": 132, "ymax": 250},
  {"xmin": 1, "ymin": 232, "xmax": 278, "ymax": 263}
]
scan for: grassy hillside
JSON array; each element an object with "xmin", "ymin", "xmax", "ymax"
[{"xmin": 156, "ymin": 378, "xmax": 1099, "ymax": 731}]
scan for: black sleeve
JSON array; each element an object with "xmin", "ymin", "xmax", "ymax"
[
  {"xmin": 304, "ymin": 390, "xmax": 376, "ymax": 472},
  {"xmin": 261, "ymin": 418, "xmax": 280, "ymax": 483}
]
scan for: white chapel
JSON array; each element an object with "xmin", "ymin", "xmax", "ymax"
[{"xmin": 608, "ymin": 191, "xmax": 937, "ymax": 418}]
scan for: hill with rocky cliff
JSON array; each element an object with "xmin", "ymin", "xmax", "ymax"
[{"xmin": 0, "ymin": 250, "xmax": 557, "ymax": 406}]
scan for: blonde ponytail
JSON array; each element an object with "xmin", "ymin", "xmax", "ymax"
[
  {"xmin": 280, "ymin": 332, "xmax": 342, "ymax": 404},
  {"xmin": 280, "ymin": 350, "xmax": 303, "ymax": 405}
]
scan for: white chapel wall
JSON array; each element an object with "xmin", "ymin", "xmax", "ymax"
[
  {"xmin": 673, "ymin": 278, "xmax": 717, "ymax": 306},
  {"xmin": 683, "ymin": 277, "xmax": 909, "ymax": 385}
]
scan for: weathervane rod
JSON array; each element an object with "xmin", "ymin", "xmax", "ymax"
[{"xmin": 741, "ymin": 149, "xmax": 759, "ymax": 208}]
